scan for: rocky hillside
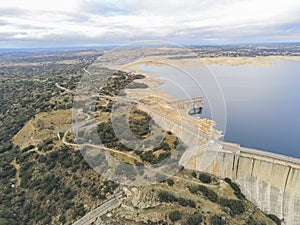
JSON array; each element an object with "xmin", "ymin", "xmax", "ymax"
[{"xmin": 101, "ymin": 170, "xmax": 280, "ymax": 225}]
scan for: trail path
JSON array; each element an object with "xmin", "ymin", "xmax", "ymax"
[{"xmin": 10, "ymin": 158, "xmax": 21, "ymax": 187}]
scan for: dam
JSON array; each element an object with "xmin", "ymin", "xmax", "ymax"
[
  {"xmin": 188, "ymin": 144, "xmax": 300, "ymax": 225},
  {"xmin": 120, "ymin": 71, "xmax": 300, "ymax": 225},
  {"xmin": 136, "ymin": 101, "xmax": 300, "ymax": 225}
]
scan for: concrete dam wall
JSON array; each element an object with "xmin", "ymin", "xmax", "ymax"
[
  {"xmin": 139, "ymin": 107, "xmax": 300, "ymax": 225},
  {"xmin": 184, "ymin": 145, "xmax": 300, "ymax": 225}
]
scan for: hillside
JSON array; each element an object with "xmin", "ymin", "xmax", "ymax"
[
  {"xmin": 0, "ymin": 51, "xmax": 281, "ymax": 225},
  {"xmin": 100, "ymin": 170, "xmax": 278, "ymax": 225}
]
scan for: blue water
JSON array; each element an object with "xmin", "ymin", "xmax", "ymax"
[{"xmin": 141, "ymin": 60, "xmax": 300, "ymax": 158}]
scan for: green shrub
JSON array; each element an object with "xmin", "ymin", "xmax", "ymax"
[
  {"xmin": 198, "ymin": 185, "xmax": 218, "ymax": 202},
  {"xmin": 187, "ymin": 213, "xmax": 203, "ymax": 225},
  {"xmin": 188, "ymin": 185, "xmax": 218, "ymax": 202},
  {"xmin": 169, "ymin": 210, "xmax": 182, "ymax": 222},
  {"xmin": 210, "ymin": 215, "xmax": 227, "ymax": 225},
  {"xmin": 246, "ymin": 217, "xmax": 267, "ymax": 225},
  {"xmin": 167, "ymin": 178, "xmax": 175, "ymax": 186},
  {"xmin": 191, "ymin": 171, "xmax": 197, "ymax": 178},
  {"xmin": 267, "ymin": 214, "xmax": 281, "ymax": 225},
  {"xmin": 219, "ymin": 198, "xmax": 246, "ymax": 215},
  {"xmin": 158, "ymin": 191, "xmax": 177, "ymax": 203},
  {"xmin": 188, "ymin": 185, "xmax": 199, "ymax": 194},
  {"xmin": 158, "ymin": 151, "xmax": 171, "ymax": 162},
  {"xmin": 140, "ymin": 151, "xmax": 155, "ymax": 163},
  {"xmin": 199, "ymin": 173, "xmax": 212, "ymax": 183},
  {"xmin": 158, "ymin": 191, "xmax": 196, "ymax": 208},
  {"xmin": 177, "ymin": 197, "xmax": 196, "ymax": 208},
  {"xmin": 224, "ymin": 178, "xmax": 245, "ymax": 199}
]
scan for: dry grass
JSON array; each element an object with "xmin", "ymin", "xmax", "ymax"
[
  {"xmin": 13, "ymin": 109, "xmax": 72, "ymax": 149},
  {"xmin": 124, "ymin": 55, "xmax": 300, "ymax": 68}
]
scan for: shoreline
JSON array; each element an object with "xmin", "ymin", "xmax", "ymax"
[{"xmin": 102, "ymin": 55, "xmax": 300, "ymax": 69}]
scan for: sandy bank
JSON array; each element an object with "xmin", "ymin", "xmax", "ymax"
[{"xmin": 114, "ymin": 56, "xmax": 300, "ymax": 70}]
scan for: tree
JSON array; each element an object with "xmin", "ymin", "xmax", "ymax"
[{"xmin": 169, "ymin": 210, "xmax": 182, "ymax": 222}]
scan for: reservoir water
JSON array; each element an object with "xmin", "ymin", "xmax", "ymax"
[{"xmin": 141, "ymin": 60, "xmax": 300, "ymax": 158}]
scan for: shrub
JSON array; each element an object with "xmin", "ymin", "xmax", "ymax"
[
  {"xmin": 188, "ymin": 185, "xmax": 199, "ymax": 194},
  {"xmin": 158, "ymin": 191, "xmax": 196, "ymax": 208},
  {"xmin": 169, "ymin": 210, "xmax": 182, "ymax": 222},
  {"xmin": 210, "ymin": 215, "xmax": 227, "ymax": 225},
  {"xmin": 187, "ymin": 213, "xmax": 203, "ymax": 225},
  {"xmin": 224, "ymin": 178, "xmax": 245, "ymax": 199},
  {"xmin": 140, "ymin": 151, "xmax": 155, "ymax": 164},
  {"xmin": 267, "ymin": 214, "xmax": 281, "ymax": 225},
  {"xmin": 188, "ymin": 185, "xmax": 218, "ymax": 202},
  {"xmin": 158, "ymin": 151, "xmax": 171, "ymax": 162},
  {"xmin": 177, "ymin": 197, "xmax": 196, "ymax": 208},
  {"xmin": 198, "ymin": 185, "xmax": 218, "ymax": 202},
  {"xmin": 246, "ymin": 217, "xmax": 267, "ymax": 225},
  {"xmin": 191, "ymin": 171, "xmax": 197, "ymax": 178},
  {"xmin": 167, "ymin": 178, "xmax": 175, "ymax": 186},
  {"xmin": 173, "ymin": 138, "xmax": 179, "ymax": 147},
  {"xmin": 158, "ymin": 191, "xmax": 177, "ymax": 203},
  {"xmin": 219, "ymin": 198, "xmax": 246, "ymax": 215},
  {"xmin": 199, "ymin": 173, "xmax": 212, "ymax": 183}
]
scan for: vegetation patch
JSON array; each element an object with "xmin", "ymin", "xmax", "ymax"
[
  {"xmin": 219, "ymin": 198, "xmax": 246, "ymax": 216},
  {"xmin": 188, "ymin": 185, "xmax": 218, "ymax": 202},
  {"xmin": 224, "ymin": 177, "xmax": 245, "ymax": 199},
  {"xmin": 158, "ymin": 191, "xmax": 196, "ymax": 208},
  {"xmin": 199, "ymin": 173, "xmax": 212, "ymax": 184},
  {"xmin": 168, "ymin": 210, "xmax": 182, "ymax": 222}
]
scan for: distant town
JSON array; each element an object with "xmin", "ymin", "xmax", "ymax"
[{"xmin": 186, "ymin": 43, "xmax": 300, "ymax": 58}]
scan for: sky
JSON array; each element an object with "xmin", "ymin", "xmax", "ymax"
[{"xmin": 0, "ymin": 0, "xmax": 299, "ymax": 48}]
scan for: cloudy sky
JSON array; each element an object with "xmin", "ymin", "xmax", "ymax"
[{"xmin": 0, "ymin": 0, "xmax": 299, "ymax": 48}]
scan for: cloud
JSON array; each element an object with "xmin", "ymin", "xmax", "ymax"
[{"xmin": 0, "ymin": 0, "xmax": 300, "ymax": 48}]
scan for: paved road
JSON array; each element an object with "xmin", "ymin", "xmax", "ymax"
[
  {"xmin": 62, "ymin": 130, "xmax": 140, "ymax": 161},
  {"xmin": 55, "ymin": 82, "xmax": 73, "ymax": 93},
  {"xmin": 72, "ymin": 192, "xmax": 123, "ymax": 225}
]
